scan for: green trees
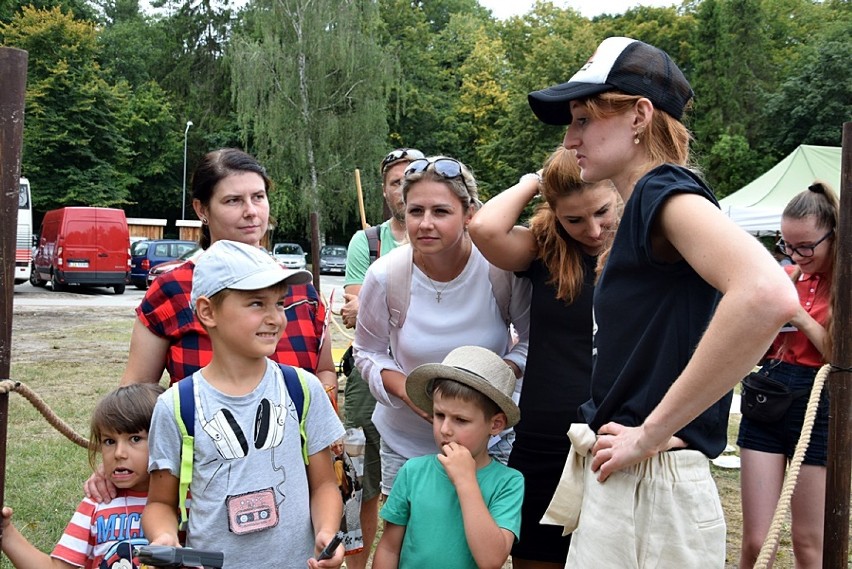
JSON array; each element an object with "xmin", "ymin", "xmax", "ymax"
[
  {"xmin": 0, "ymin": 0, "xmax": 848, "ymax": 230},
  {"xmin": 231, "ymin": 0, "xmax": 390, "ymax": 244},
  {"xmin": 2, "ymin": 6, "xmax": 136, "ymax": 209}
]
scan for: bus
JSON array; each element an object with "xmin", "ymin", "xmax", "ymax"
[{"xmin": 15, "ymin": 177, "xmax": 32, "ymax": 285}]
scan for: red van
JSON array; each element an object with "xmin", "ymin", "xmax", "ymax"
[{"xmin": 31, "ymin": 207, "xmax": 130, "ymax": 294}]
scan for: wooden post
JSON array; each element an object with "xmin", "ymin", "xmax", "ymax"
[
  {"xmin": 0, "ymin": 46, "xmax": 29, "ymax": 552},
  {"xmin": 310, "ymin": 211, "xmax": 321, "ymax": 296},
  {"xmin": 355, "ymin": 169, "xmax": 369, "ymax": 230},
  {"xmin": 824, "ymin": 122, "xmax": 852, "ymax": 568}
]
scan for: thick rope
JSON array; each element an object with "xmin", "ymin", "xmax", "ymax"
[
  {"xmin": 0, "ymin": 379, "xmax": 89, "ymax": 448},
  {"xmin": 753, "ymin": 363, "xmax": 830, "ymax": 569}
]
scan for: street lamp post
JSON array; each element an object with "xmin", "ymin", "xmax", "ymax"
[{"xmin": 181, "ymin": 120, "xmax": 193, "ymax": 220}]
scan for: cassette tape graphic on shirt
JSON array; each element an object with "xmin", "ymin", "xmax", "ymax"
[{"xmin": 226, "ymin": 488, "xmax": 280, "ymax": 535}]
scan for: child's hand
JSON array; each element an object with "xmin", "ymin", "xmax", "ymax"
[
  {"xmin": 308, "ymin": 529, "xmax": 344, "ymax": 568},
  {"xmin": 437, "ymin": 442, "xmax": 476, "ymax": 486},
  {"xmin": 148, "ymin": 533, "xmax": 182, "ymax": 548},
  {"xmin": 1, "ymin": 506, "xmax": 13, "ymax": 530}
]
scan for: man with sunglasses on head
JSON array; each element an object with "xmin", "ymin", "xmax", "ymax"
[{"xmin": 340, "ymin": 147, "xmax": 424, "ymax": 569}]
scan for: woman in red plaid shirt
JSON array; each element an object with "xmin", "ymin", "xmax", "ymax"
[{"xmin": 85, "ymin": 148, "xmax": 338, "ymax": 503}]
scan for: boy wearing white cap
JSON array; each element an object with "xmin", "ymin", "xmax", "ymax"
[
  {"xmin": 143, "ymin": 240, "xmax": 346, "ymax": 569},
  {"xmin": 372, "ymin": 346, "xmax": 523, "ymax": 569}
]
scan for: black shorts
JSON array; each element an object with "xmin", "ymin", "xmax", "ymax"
[{"xmin": 737, "ymin": 361, "xmax": 828, "ymax": 466}]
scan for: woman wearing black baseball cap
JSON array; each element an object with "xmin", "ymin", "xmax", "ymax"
[{"xmin": 529, "ymin": 37, "xmax": 800, "ymax": 567}]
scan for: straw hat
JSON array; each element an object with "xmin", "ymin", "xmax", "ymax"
[{"xmin": 406, "ymin": 346, "xmax": 520, "ymax": 427}]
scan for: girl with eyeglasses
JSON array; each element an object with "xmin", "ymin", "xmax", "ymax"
[
  {"xmin": 527, "ymin": 37, "xmax": 799, "ymax": 566},
  {"xmin": 469, "ymin": 146, "xmax": 618, "ymax": 569},
  {"xmin": 737, "ymin": 181, "xmax": 838, "ymax": 569},
  {"xmin": 353, "ymin": 155, "xmax": 530, "ymax": 498}
]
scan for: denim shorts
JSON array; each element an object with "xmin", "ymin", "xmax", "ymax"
[{"xmin": 737, "ymin": 360, "xmax": 829, "ymax": 466}]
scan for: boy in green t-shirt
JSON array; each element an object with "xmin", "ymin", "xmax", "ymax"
[{"xmin": 372, "ymin": 346, "xmax": 524, "ymax": 569}]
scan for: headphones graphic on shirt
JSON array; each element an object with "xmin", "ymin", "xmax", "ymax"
[{"xmin": 195, "ymin": 367, "xmax": 288, "ymax": 460}]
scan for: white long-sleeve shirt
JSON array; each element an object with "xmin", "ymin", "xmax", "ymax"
[{"xmin": 353, "ymin": 243, "xmax": 530, "ymax": 459}]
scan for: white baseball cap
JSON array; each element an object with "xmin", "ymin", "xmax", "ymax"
[{"xmin": 190, "ymin": 240, "xmax": 312, "ymax": 308}]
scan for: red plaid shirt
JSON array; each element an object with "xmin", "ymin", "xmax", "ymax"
[{"xmin": 137, "ymin": 260, "xmax": 326, "ymax": 384}]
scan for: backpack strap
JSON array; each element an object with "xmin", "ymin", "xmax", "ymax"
[
  {"xmin": 385, "ymin": 244, "xmax": 413, "ymax": 328},
  {"xmin": 173, "ymin": 377, "xmax": 196, "ymax": 529},
  {"xmin": 365, "ymin": 225, "xmax": 382, "ymax": 264},
  {"xmin": 278, "ymin": 363, "xmax": 311, "ymax": 465},
  {"xmin": 487, "ymin": 264, "xmax": 513, "ymax": 325}
]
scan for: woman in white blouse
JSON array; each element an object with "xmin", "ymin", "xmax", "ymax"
[{"xmin": 354, "ymin": 156, "xmax": 530, "ymax": 496}]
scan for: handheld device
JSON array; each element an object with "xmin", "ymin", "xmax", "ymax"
[
  {"xmin": 317, "ymin": 531, "xmax": 345, "ymax": 561},
  {"xmin": 134, "ymin": 545, "xmax": 224, "ymax": 568}
]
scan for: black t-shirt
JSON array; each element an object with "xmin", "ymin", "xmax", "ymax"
[
  {"xmin": 515, "ymin": 255, "xmax": 596, "ymax": 450},
  {"xmin": 580, "ymin": 164, "xmax": 732, "ymax": 458}
]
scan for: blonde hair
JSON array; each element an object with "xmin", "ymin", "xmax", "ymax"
[
  {"xmin": 529, "ymin": 147, "xmax": 617, "ymax": 303},
  {"xmin": 401, "ymin": 156, "xmax": 481, "ymax": 213}
]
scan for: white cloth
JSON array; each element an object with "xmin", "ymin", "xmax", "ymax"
[
  {"xmin": 353, "ymin": 244, "xmax": 530, "ymax": 459},
  {"xmin": 540, "ymin": 423, "xmax": 597, "ymax": 535}
]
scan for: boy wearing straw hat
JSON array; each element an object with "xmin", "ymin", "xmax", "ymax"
[{"xmin": 372, "ymin": 346, "xmax": 524, "ymax": 569}]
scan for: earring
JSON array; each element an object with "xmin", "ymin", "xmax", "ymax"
[
  {"xmin": 200, "ymin": 216, "xmax": 208, "ymax": 225},
  {"xmin": 633, "ymin": 131, "xmax": 640, "ymax": 145}
]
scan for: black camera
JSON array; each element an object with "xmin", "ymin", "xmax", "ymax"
[{"xmin": 133, "ymin": 545, "xmax": 224, "ymax": 568}]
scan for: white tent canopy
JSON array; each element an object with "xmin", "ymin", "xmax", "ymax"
[{"xmin": 719, "ymin": 145, "xmax": 842, "ymax": 234}]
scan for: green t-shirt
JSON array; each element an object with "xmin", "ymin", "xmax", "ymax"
[
  {"xmin": 381, "ymin": 455, "xmax": 523, "ymax": 568},
  {"xmin": 343, "ymin": 220, "xmax": 403, "ymax": 287}
]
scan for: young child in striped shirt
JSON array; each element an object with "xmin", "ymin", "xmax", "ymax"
[{"xmin": 1, "ymin": 383, "xmax": 163, "ymax": 569}]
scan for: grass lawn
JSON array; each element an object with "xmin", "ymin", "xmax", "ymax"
[{"xmin": 2, "ymin": 305, "xmax": 846, "ymax": 568}]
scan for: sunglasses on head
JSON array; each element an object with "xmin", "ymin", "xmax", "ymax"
[
  {"xmin": 403, "ymin": 158, "xmax": 472, "ymax": 192},
  {"xmin": 381, "ymin": 148, "xmax": 425, "ymax": 173}
]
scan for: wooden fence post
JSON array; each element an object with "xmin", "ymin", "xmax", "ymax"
[
  {"xmin": 0, "ymin": 45, "xmax": 29, "ymax": 552},
  {"xmin": 823, "ymin": 122, "xmax": 852, "ymax": 567}
]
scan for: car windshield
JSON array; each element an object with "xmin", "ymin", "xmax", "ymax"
[
  {"xmin": 274, "ymin": 244, "xmax": 303, "ymax": 255},
  {"xmin": 131, "ymin": 241, "xmax": 149, "ymax": 256},
  {"xmin": 321, "ymin": 246, "xmax": 346, "ymax": 257},
  {"xmin": 178, "ymin": 245, "xmax": 201, "ymax": 260}
]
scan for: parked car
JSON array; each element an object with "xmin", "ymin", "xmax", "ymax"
[
  {"xmin": 272, "ymin": 243, "xmax": 307, "ymax": 270},
  {"xmin": 146, "ymin": 245, "xmax": 202, "ymax": 288},
  {"xmin": 318, "ymin": 245, "xmax": 347, "ymax": 275},
  {"xmin": 129, "ymin": 239, "xmax": 196, "ymax": 289},
  {"xmin": 30, "ymin": 207, "xmax": 130, "ymax": 294}
]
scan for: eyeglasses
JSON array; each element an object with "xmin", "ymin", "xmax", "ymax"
[
  {"xmin": 776, "ymin": 229, "xmax": 833, "ymax": 258},
  {"xmin": 380, "ymin": 148, "xmax": 425, "ymax": 173}
]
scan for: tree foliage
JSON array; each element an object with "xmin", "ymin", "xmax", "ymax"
[
  {"xmin": 230, "ymin": 0, "xmax": 390, "ymax": 243},
  {"xmin": 0, "ymin": 0, "xmax": 848, "ymax": 231}
]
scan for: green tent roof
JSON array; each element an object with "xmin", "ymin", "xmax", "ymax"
[{"xmin": 719, "ymin": 145, "xmax": 842, "ymax": 233}]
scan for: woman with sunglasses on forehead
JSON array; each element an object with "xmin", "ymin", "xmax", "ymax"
[
  {"xmin": 527, "ymin": 37, "xmax": 798, "ymax": 566},
  {"xmin": 353, "ymin": 155, "xmax": 530, "ymax": 496},
  {"xmin": 469, "ymin": 146, "xmax": 618, "ymax": 569},
  {"xmin": 737, "ymin": 182, "xmax": 838, "ymax": 569}
]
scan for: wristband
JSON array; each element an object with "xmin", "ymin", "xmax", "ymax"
[{"xmin": 519, "ymin": 172, "xmax": 542, "ymax": 185}]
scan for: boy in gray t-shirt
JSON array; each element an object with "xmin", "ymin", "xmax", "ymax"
[{"xmin": 144, "ymin": 240, "xmax": 345, "ymax": 568}]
